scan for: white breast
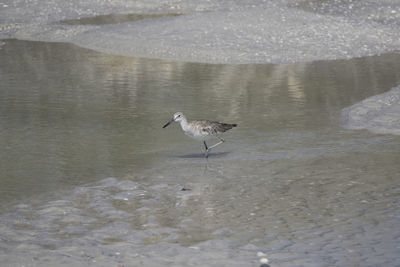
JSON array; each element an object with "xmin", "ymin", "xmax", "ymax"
[{"xmin": 184, "ymin": 129, "xmax": 210, "ymax": 141}]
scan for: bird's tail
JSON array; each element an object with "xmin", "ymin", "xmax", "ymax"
[{"xmin": 221, "ymin": 123, "xmax": 237, "ymax": 131}]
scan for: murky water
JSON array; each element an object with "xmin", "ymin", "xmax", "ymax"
[
  {"xmin": 60, "ymin": 13, "xmax": 183, "ymax": 25},
  {"xmin": 0, "ymin": 39, "xmax": 399, "ymax": 266}
]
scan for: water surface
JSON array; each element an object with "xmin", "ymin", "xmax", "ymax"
[
  {"xmin": 60, "ymin": 13, "xmax": 182, "ymax": 25},
  {"xmin": 0, "ymin": 39, "xmax": 399, "ymax": 266}
]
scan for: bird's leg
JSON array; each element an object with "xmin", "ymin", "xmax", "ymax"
[
  {"xmin": 207, "ymin": 138, "xmax": 225, "ymax": 150},
  {"xmin": 204, "ymin": 141, "xmax": 209, "ymax": 158}
]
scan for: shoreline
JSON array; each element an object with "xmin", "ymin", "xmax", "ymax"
[{"xmin": 1, "ymin": 1, "xmax": 399, "ymax": 65}]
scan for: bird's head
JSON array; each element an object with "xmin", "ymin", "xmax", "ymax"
[{"xmin": 163, "ymin": 112, "xmax": 185, "ymax": 128}]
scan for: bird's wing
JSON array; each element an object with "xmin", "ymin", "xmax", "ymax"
[{"xmin": 195, "ymin": 120, "xmax": 232, "ymax": 135}]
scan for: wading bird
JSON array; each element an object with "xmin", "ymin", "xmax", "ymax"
[{"xmin": 163, "ymin": 112, "xmax": 237, "ymax": 158}]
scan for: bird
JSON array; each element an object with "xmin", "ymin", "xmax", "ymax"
[{"xmin": 163, "ymin": 112, "xmax": 237, "ymax": 158}]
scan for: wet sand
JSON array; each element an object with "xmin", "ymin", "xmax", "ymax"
[
  {"xmin": 0, "ymin": 39, "xmax": 400, "ymax": 266},
  {"xmin": 1, "ymin": 0, "xmax": 399, "ymax": 64}
]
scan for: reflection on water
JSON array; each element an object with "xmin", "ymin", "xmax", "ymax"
[{"xmin": 0, "ymin": 39, "xmax": 400, "ymax": 266}]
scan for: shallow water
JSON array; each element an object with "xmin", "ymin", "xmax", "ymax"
[
  {"xmin": 0, "ymin": 39, "xmax": 400, "ymax": 266},
  {"xmin": 60, "ymin": 13, "xmax": 183, "ymax": 25}
]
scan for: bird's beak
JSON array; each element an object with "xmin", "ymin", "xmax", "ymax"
[{"xmin": 162, "ymin": 119, "xmax": 174, "ymax": 128}]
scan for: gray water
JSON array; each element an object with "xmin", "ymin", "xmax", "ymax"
[{"xmin": 0, "ymin": 39, "xmax": 399, "ymax": 266}]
